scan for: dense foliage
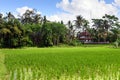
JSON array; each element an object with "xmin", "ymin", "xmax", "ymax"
[
  {"xmin": 0, "ymin": 10, "xmax": 120, "ymax": 48},
  {"xmin": 0, "ymin": 10, "xmax": 68, "ymax": 48}
]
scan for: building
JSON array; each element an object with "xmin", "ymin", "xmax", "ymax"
[{"xmin": 77, "ymin": 30, "xmax": 92, "ymax": 43}]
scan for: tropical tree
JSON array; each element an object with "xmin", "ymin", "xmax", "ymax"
[
  {"xmin": 92, "ymin": 14, "xmax": 120, "ymax": 42},
  {"xmin": 102, "ymin": 14, "xmax": 119, "ymax": 30},
  {"xmin": 92, "ymin": 19, "xmax": 103, "ymax": 42},
  {"xmin": 33, "ymin": 14, "xmax": 41, "ymax": 24},
  {"xmin": 52, "ymin": 22, "xmax": 67, "ymax": 45},
  {"xmin": 74, "ymin": 15, "xmax": 89, "ymax": 31},
  {"xmin": 67, "ymin": 20, "xmax": 74, "ymax": 42},
  {"xmin": 75, "ymin": 15, "xmax": 84, "ymax": 29},
  {"xmin": 82, "ymin": 19, "xmax": 89, "ymax": 31},
  {"xmin": 0, "ymin": 18, "xmax": 24, "ymax": 48},
  {"xmin": 103, "ymin": 14, "xmax": 119, "ymax": 42},
  {"xmin": 4, "ymin": 12, "xmax": 15, "ymax": 21},
  {"xmin": 0, "ymin": 13, "xmax": 4, "ymax": 28},
  {"xmin": 40, "ymin": 22, "xmax": 53, "ymax": 47},
  {"xmin": 20, "ymin": 9, "xmax": 42, "ymax": 24}
]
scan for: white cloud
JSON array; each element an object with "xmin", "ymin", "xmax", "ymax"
[
  {"xmin": 48, "ymin": 0, "xmax": 119, "ymax": 24},
  {"xmin": 36, "ymin": 11, "xmax": 41, "ymax": 14},
  {"xmin": 16, "ymin": 6, "xmax": 33, "ymax": 16},
  {"xmin": 114, "ymin": 0, "xmax": 120, "ymax": 6},
  {"xmin": 47, "ymin": 15, "xmax": 61, "ymax": 22},
  {"xmin": 16, "ymin": 6, "xmax": 41, "ymax": 17},
  {"xmin": 0, "ymin": 12, "xmax": 5, "ymax": 17},
  {"xmin": 47, "ymin": 13, "xmax": 75, "ymax": 23}
]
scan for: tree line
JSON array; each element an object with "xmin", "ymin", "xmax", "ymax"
[{"xmin": 0, "ymin": 9, "xmax": 120, "ymax": 48}]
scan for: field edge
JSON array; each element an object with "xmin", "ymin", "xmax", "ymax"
[{"xmin": 0, "ymin": 52, "xmax": 7, "ymax": 80}]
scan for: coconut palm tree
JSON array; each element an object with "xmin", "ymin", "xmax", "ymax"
[
  {"xmin": 102, "ymin": 14, "xmax": 119, "ymax": 42},
  {"xmin": 67, "ymin": 20, "xmax": 74, "ymax": 41},
  {"xmin": 4, "ymin": 12, "xmax": 15, "ymax": 21},
  {"xmin": 74, "ymin": 15, "xmax": 85, "ymax": 31},
  {"xmin": 92, "ymin": 19, "xmax": 104, "ymax": 42},
  {"xmin": 102, "ymin": 14, "xmax": 118, "ymax": 31}
]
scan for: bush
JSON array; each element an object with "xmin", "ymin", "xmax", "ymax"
[
  {"xmin": 113, "ymin": 38, "xmax": 120, "ymax": 48},
  {"xmin": 21, "ymin": 36, "xmax": 33, "ymax": 47},
  {"xmin": 69, "ymin": 39, "xmax": 82, "ymax": 46}
]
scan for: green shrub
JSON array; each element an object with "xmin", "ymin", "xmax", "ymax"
[
  {"xmin": 69, "ymin": 39, "xmax": 82, "ymax": 46},
  {"xmin": 21, "ymin": 36, "xmax": 33, "ymax": 47},
  {"xmin": 113, "ymin": 38, "xmax": 120, "ymax": 48}
]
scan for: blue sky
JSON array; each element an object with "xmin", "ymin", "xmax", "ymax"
[
  {"xmin": 105, "ymin": 0, "xmax": 114, "ymax": 3},
  {"xmin": 0, "ymin": 0, "xmax": 119, "ymax": 23},
  {"xmin": 0, "ymin": 0, "xmax": 62, "ymax": 15},
  {"xmin": 0, "ymin": 0, "xmax": 114, "ymax": 15}
]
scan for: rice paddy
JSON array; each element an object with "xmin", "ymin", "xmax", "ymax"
[{"xmin": 0, "ymin": 47, "xmax": 120, "ymax": 80}]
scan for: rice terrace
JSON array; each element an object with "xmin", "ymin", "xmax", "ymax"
[{"xmin": 0, "ymin": 46, "xmax": 120, "ymax": 80}]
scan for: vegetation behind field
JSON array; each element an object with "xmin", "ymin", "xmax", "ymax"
[{"xmin": 0, "ymin": 10, "xmax": 120, "ymax": 48}]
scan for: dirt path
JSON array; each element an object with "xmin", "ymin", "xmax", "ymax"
[{"xmin": 0, "ymin": 52, "xmax": 7, "ymax": 80}]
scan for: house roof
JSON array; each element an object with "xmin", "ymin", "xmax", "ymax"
[
  {"xmin": 78, "ymin": 31, "xmax": 92, "ymax": 40},
  {"xmin": 79, "ymin": 31, "xmax": 91, "ymax": 36}
]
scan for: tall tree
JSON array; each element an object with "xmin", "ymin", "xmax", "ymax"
[
  {"xmin": 20, "ymin": 9, "xmax": 42, "ymax": 24},
  {"xmin": 102, "ymin": 14, "xmax": 119, "ymax": 31},
  {"xmin": 0, "ymin": 13, "xmax": 4, "ymax": 27},
  {"xmin": 92, "ymin": 19, "xmax": 105, "ymax": 42},
  {"xmin": 0, "ymin": 19, "xmax": 24, "ymax": 48},
  {"xmin": 4, "ymin": 12, "xmax": 15, "ymax": 21},
  {"xmin": 103, "ymin": 14, "xmax": 119, "ymax": 42},
  {"xmin": 74, "ymin": 15, "xmax": 89, "ymax": 31},
  {"xmin": 92, "ymin": 14, "xmax": 120, "ymax": 42},
  {"xmin": 75, "ymin": 15, "xmax": 84, "ymax": 29},
  {"xmin": 67, "ymin": 20, "xmax": 73, "ymax": 41}
]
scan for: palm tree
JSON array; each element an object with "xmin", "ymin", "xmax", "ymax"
[
  {"xmin": 74, "ymin": 15, "xmax": 90, "ymax": 32},
  {"xmin": 74, "ymin": 15, "xmax": 84, "ymax": 31},
  {"xmin": 82, "ymin": 19, "xmax": 89, "ymax": 31},
  {"xmin": 4, "ymin": 12, "xmax": 15, "ymax": 21},
  {"xmin": 92, "ymin": 19, "xmax": 104, "ymax": 42},
  {"xmin": 0, "ymin": 13, "xmax": 2, "ymax": 19},
  {"xmin": 21, "ymin": 10, "xmax": 33, "ymax": 24},
  {"xmin": 33, "ymin": 14, "xmax": 41, "ymax": 24},
  {"xmin": 0, "ymin": 13, "xmax": 4, "ymax": 26},
  {"xmin": 67, "ymin": 20, "xmax": 74, "ymax": 42},
  {"xmin": 102, "ymin": 14, "xmax": 118, "ymax": 31},
  {"xmin": 102, "ymin": 14, "xmax": 119, "ymax": 42}
]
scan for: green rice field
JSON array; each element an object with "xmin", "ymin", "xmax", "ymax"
[{"xmin": 0, "ymin": 46, "xmax": 120, "ymax": 80}]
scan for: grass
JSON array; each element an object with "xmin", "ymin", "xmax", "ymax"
[
  {"xmin": 0, "ymin": 52, "xmax": 7, "ymax": 80},
  {"xmin": 0, "ymin": 46, "xmax": 120, "ymax": 79}
]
